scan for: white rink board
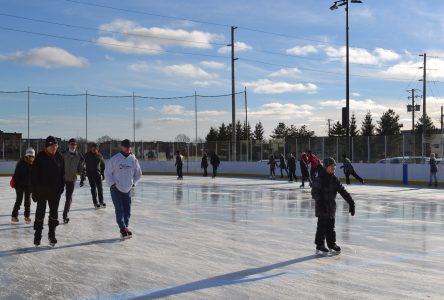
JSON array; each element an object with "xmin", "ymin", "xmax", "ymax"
[{"xmin": 0, "ymin": 176, "xmax": 443, "ymax": 299}]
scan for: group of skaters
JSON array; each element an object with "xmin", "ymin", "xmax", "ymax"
[
  {"xmin": 268, "ymin": 151, "xmax": 365, "ymax": 187},
  {"xmin": 174, "ymin": 151, "xmax": 220, "ymax": 180},
  {"xmin": 9, "ymin": 136, "xmax": 141, "ymax": 247}
]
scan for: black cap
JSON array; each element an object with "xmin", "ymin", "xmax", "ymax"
[
  {"xmin": 323, "ymin": 157, "xmax": 337, "ymax": 167},
  {"xmin": 45, "ymin": 136, "xmax": 58, "ymax": 147},
  {"xmin": 68, "ymin": 138, "xmax": 77, "ymax": 144},
  {"xmin": 89, "ymin": 142, "xmax": 98, "ymax": 148},
  {"xmin": 121, "ymin": 139, "xmax": 132, "ymax": 147}
]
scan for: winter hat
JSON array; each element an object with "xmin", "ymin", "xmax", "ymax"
[
  {"xmin": 89, "ymin": 142, "xmax": 98, "ymax": 149},
  {"xmin": 68, "ymin": 138, "xmax": 77, "ymax": 144},
  {"xmin": 45, "ymin": 136, "xmax": 58, "ymax": 147},
  {"xmin": 121, "ymin": 139, "xmax": 132, "ymax": 148},
  {"xmin": 25, "ymin": 148, "xmax": 35, "ymax": 157},
  {"xmin": 323, "ymin": 157, "xmax": 337, "ymax": 167}
]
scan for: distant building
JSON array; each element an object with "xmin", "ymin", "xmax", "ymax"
[{"xmin": 0, "ymin": 130, "xmax": 22, "ymax": 141}]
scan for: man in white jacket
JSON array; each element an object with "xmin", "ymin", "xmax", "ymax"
[{"xmin": 105, "ymin": 139, "xmax": 142, "ymax": 238}]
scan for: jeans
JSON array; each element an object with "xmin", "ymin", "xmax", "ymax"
[
  {"xmin": 176, "ymin": 165, "xmax": 183, "ymax": 178},
  {"xmin": 270, "ymin": 167, "xmax": 276, "ymax": 176},
  {"xmin": 345, "ymin": 170, "xmax": 364, "ymax": 184},
  {"xmin": 110, "ymin": 185, "xmax": 132, "ymax": 229},
  {"xmin": 288, "ymin": 168, "xmax": 297, "ymax": 181},
  {"xmin": 212, "ymin": 166, "xmax": 218, "ymax": 177},
  {"xmin": 88, "ymin": 174, "xmax": 104, "ymax": 204},
  {"xmin": 430, "ymin": 172, "xmax": 438, "ymax": 184},
  {"xmin": 63, "ymin": 181, "xmax": 75, "ymax": 219},
  {"xmin": 34, "ymin": 193, "xmax": 61, "ymax": 239},
  {"xmin": 203, "ymin": 166, "xmax": 208, "ymax": 176},
  {"xmin": 280, "ymin": 167, "xmax": 288, "ymax": 177},
  {"xmin": 12, "ymin": 188, "xmax": 31, "ymax": 218},
  {"xmin": 315, "ymin": 216, "xmax": 336, "ymax": 248}
]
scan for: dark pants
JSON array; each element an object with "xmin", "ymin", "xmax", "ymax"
[
  {"xmin": 110, "ymin": 186, "xmax": 131, "ymax": 229},
  {"xmin": 270, "ymin": 167, "xmax": 276, "ymax": 176},
  {"xmin": 88, "ymin": 174, "xmax": 104, "ymax": 204},
  {"xmin": 345, "ymin": 170, "xmax": 363, "ymax": 185},
  {"xmin": 34, "ymin": 194, "xmax": 61, "ymax": 240},
  {"xmin": 280, "ymin": 167, "xmax": 288, "ymax": 177},
  {"xmin": 203, "ymin": 166, "xmax": 208, "ymax": 176},
  {"xmin": 289, "ymin": 168, "xmax": 297, "ymax": 181},
  {"xmin": 212, "ymin": 166, "xmax": 218, "ymax": 177},
  {"xmin": 315, "ymin": 216, "xmax": 336, "ymax": 248},
  {"xmin": 12, "ymin": 188, "xmax": 31, "ymax": 218},
  {"xmin": 301, "ymin": 176, "xmax": 312, "ymax": 187},
  {"xmin": 177, "ymin": 165, "xmax": 183, "ymax": 178},
  {"xmin": 310, "ymin": 167, "xmax": 318, "ymax": 182},
  {"xmin": 63, "ymin": 181, "xmax": 75, "ymax": 219}
]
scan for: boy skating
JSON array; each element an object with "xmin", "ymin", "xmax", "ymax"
[
  {"xmin": 267, "ymin": 155, "xmax": 277, "ymax": 179},
  {"xmin": 210, "ymin": 152, "xmax": 220, "ymax": 178},
  {"xmin": 10, "ymin": 148, "xmax": 35, "ymax": 224},
  {"xmin": 175, "ymin": 151, "xmax": 184, "ymax": 180},
  {"xmin": 287, "ymin": 153, "xmax": 297, "ymax": 182},
  {"xmin": 299, "ymin": 152, "xmax": 312, "ymax": 188},
  {"xmin": 84, "ymin": 143, "xmax": 106, "ymax": 208},
  {"xmin": 31, "ymin": 136, "xmax": 65, "ymax": 247},
  {"xmin": 279, "ymin": 154, "xmax": 288, "ymax": 178},
  {"xmin": 105, "ymin": 139, "xmax": 142, "ymax": 239},
  {"xmin": 201, "ymin": 152, "xmax": 209, "ymax": 177},
  {"xmin": 340, "ymin": 153, "xmax": 364, "ymax": 185},
  {"xmin": 61, "ymin": 138, "xmax": 86, "ymax": 224},
  {"xmin": 311, "ymin": 157, "xmax": 355, "ymax": 255}
]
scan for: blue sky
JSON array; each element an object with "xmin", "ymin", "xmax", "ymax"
[{"xmin": 1, "ymin": 0, "xmax": 444, "ymax": 141}]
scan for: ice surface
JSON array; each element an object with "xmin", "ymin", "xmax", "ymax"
[{"xmin": 0, "ymin": 176, "xmax": 443, "ymax": 299}]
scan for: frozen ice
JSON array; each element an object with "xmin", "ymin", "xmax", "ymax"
[{"xmin": 0, "ymin": 176, "xmax": 443, "ymax": 299}]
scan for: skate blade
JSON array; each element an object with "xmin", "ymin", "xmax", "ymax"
[
  {"xmin": 120, "ymin": 235, "xmax": 132, "ymax": 240},
  {"xmin": 316, "ymin": 250, "xmax": 329, "ymax": 256},
  {"xmin": 329, "ymin": 250, "xmax": 341, "ymax": 256}
]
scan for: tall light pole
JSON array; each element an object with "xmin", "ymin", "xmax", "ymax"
[{"xmin": 330, "ymin": 0, "xmax": 362, "ymax": 157}]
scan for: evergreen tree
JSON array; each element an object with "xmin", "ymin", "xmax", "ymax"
[
  {"xmin": 253, "ymin": 122, "xmax": 265, "ymax": 142},
  {"xmin": 376, "ymin": 109, "xmax": 403, "ymax": 135},
  {"xmin": 361, "ymin": 111, "xmax": 375, "ymax": 136},
  {"xmin": 218, "ymin": 123, "xmax": 229, "ymax": 140},
  {"xmin": 205, "ymin": 127, "xmax": 219, "ymax": 142},
  {"xmin": 270, "ymin": 122, "xmax": 288, "ymax": 139},
  {"xmin": 330, "ymin": 121, "xmax": 346, "ymax": 136},
  {"xmin": 350, "ymin": 113, "xmax": 358, "ymax": 136},
  {"xmin": 235, "ymin": 120, "xmax": 243, "ymax": 141},
  {"xmin": 242, "ymin": 121, "xmax": 252, "ymax": 140},
  {"xmin": 415, "ymin": 114, "xmax": 438, "ymax": 134}
]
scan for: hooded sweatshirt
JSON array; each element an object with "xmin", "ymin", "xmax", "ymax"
[{"xmin": 105, "ymin": 152, "xmax": 142, "ymax": 193}]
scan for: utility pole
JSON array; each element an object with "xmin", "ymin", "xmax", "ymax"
[
  {"xmin": 133, "ymin": 92, "xmax": 136, "ymax": 146},
  {"xmin": 230, "ymin": 26, "xmax": 238, "ymax": 161},
  {"xmin": 194, "ymin": 91, "xmax": 198, "ymax": 144},
  {"xmin": 419, "ymin": 53, "xmax": 427, "ymax": 157},
  {"xmin": 328, "ymin": 119, "xmax": 332, "ymax": 136},
  {"xmin": 244, "ymin": 86, "xmax": 248, "ymax": 161},
  {"xmin": 407, "ymin": 89, "xmax": 421, "ymax": 135},
  {"xmin": 85, "ymin": 90, "xmax": 88, "ymax": 153},
  {"xmin": 27, "ymin": 87, "xmax": 30, "ymax": 148},
  {"xmin": 441, "ymin": 106, "xmax": 443, "ymax": 158}
]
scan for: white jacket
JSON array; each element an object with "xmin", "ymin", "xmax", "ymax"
[{"xmin": 105, "ymin": 152, "xmax": 142, "ymax": 193}]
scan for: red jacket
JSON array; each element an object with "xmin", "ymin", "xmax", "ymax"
[{"xmin": 309, "ymin": 154, "xmax": 321, "ymax": 168}]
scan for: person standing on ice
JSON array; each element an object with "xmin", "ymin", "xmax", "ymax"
[
  {"xmin": 84, "ymin": 143, "xmax": 106, "ymax": 208},
  {"xmin": 31, "ymin": 136, "xmax": 65, "ymax": 247},
  {"xmin": 311, "ymin": 157, "xmax": 355, "ymax": 255},
  {"xmin": 308, "ymin": 151, "xmax": 321, "ymax": 182},
  {"xmin": 61, "ymin": 138, "xmax": 86, "ymax": 224},
  {"xmin": 175, "ymin": 151, "xmax": 184, "ymax": 180},
  {"xmin": 429, "ymin": 153, "xmax": 438, "ymax": 187},
  {"xmin": 287, "ymin": 153, "xmax": 297, "ymax": 182},
  {"xmin": 299, "ymin": 152, "xmax": 311, "ymax": 188},
  {"xmin": 340, "ymin": 153, "xmax": 365, "ymax": 185},
  {"xmin": 267, "ymin": 155, "xmax": 277, "ymax": 179},
  {"xmin": 105, "ymin": 139, "xmax": 142, "ymax": 239},
  {"xmin": 201, "ymin": 152, "xmax": 209, "ymax": 177},
  {"xmin": 278, "ymin": 154, "xmax": 288, "ymax": 178},
  {"xmin": 10, "ymin": 147, "xmax": 35, "ymax": 224},
  {"xmin": 210, "ymin": 152, "xmax": 220, "ymax": 178}
]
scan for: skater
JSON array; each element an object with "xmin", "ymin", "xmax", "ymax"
[
  {"xmin": 201, "ymin": 152, "xmax": 209, "ymax": 177},
  {"xmin": 340, "ymin": 153, "xmax": 364, "ymax": 185},
  {"xmin": 308, "ymin": 151, "xmax": 321, "ymax": 182},
  {"xmin": 84, "ymin": 143, "xmax": 106, "ymax": 208},
  {"xmin": 279, "ymin": 154, "xmax": 288, "ymax": 178},
  {"xmin": 210, "ymin": 152, "xmax": 220, "ymax": 178},
  {"xmin": 175, "ymin": 151, "xmax": 184, "ymax": 180},
  {"xmin": 10, "ymin": 147, "xmax": 35, "ymax": 224},
  {"xmin": 61, "ymin": 138, "xmax": 85, "ymax": 224},
  {"xmin": 31, "ymin": 136, "xmax": 65, "ymax": 247},
  {"xmin": 311, "ymin": 157, "xmax": 355, "ymax": 255},
  {"xmin": 429, "ymin": 153, "xmax": 438, "ymax": 187},
  {"xmin": 299, "ymin": 152, "xmax": 312, "ymax": 188},
  {"xmin": 287, "ymin": 153, "xmax": 297, "ymax": 182},
  {"xmin": 267, "ymin": 155, "xmax": 277, "ymax": 179},
  {"xmin": 105, "ymin": 139, "xmax": 142, "ymax": 239}
]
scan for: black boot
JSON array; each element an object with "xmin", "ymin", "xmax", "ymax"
[
  {"xmin": 48, "ymin": 218, "xmax": 59, "ymax": 247},
  {"xmin": 34, "ymin": 219, "xmax": 44, "ymax": 247},
  {"xmin": 316, "ymin": 244, "xmax": 329, "ymax": 255}
]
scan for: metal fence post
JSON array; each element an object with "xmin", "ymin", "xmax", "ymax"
[
  {"xmin": 367, "ymin": 136, "xmax": 370, "ymax": 163},
  {"xmin": 336, "ymin": 137, "xmax": 339, "ymax": 162},
  {"xmin": 260, "ymin": 142, "xmax": 263, "ymax": 160},
  {"xmin": 322, "ymin": 137, "xmax": 325, "ymax": 160},
  {"xmin": 384, "ymin": 136, "xmax": 387, "ymax": 158},
  {"xmin": 351, "ymin": 137, "xmax": 354, "ymax": 162},
  {"xmin": 402, "ymin": 134, "xmax": 405, "ymax": 158},
  {"xmin": 229, "ymin": 141, "xmax": 231, "ymax": 161},
  {"xmin": 308, "ymin": 137, "xmax": 311, "ymax": 150},
  {"xmin": 215, "ymin": 141, "xmax": 218, "ymax": 156},
  {"xmin": 109, "ymin": 142, "xmax": 112, "ymax": 159},
  {"xmin": 295, "ymin": 138, "xmax": 298, "ymax": 158},
  {"xmin": 2, "ymin": 139, "xmax": 4, "ymax": 161}
]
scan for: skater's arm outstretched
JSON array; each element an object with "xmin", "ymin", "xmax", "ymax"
[{"xmin": 336, "ymin": 179, "xmax": 355, "ymax": 216}]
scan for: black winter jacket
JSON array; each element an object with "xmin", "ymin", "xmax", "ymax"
[
  {"xmin": 201, "ymin": 155, "xmax": 208, "ymax": 168},
  {"xmin": 210, "ymin": 154, "xmax": 220, "ymax": 167},
  {"xmin": 300, "ymin": 159, "xmax": 310, "ymax": 177},
  {"xmin": 31, "ymin": 150, "xmax": 65, "ymax": 197},
  {"xmin": 84, "ymin": 152, "xmax": 105, "ymax": 177},
  {"xmin": 287, "ymin": 156, "xmax": 297, "ymax": 170},
  {"xmin": 311, "ymin": 168, "xmax": 354, "ymax": 218},
  {"xmin": 12, "ymin": 159, "xmax": 33, "ymax": 191}
]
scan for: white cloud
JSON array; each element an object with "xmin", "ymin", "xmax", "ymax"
[
  {"xmin": 217, "ymin": 42, "xmax": 252, "ymax": 54},
  {"xmin": 160, "ymin": 104, "xmax": 226, "ymax": 119},
  {"xmin": 325, "ymin": 46, "xmax": 400, "ymax": 65},
  {"xmin": 243, "ymin": 79, "xmax": 318, "ymax": 94},
  {"xmin": 199, "ymin": 60, "xmax": 225, "ymax": 69},
  {"xmin": 249, "ymin": 102, "xmax": 315, "ymax": 120},
  {"xmin": 128, "ymin": 62, "xmax": 149, "ymax": 72},
  {"xmin": 0, "ymin": 47, "xmax": 87, "ymax": 68},
  {"xmin": 380, "ymin": 58, "xmax": 444, "ymax": 80},
  {"xmin": 155, "ymin": 117, "xmax": 186, "ymax": 123},
  {"xmin": 351, "ymin": 92, "xmax": 361, "ymax": 97},
  {"xmin": 286, "ymin": 45, "xmax": 318, "ymax": 56},
  {"xmin": 97, "ymin": 19, "xmax": 222, "ymax": 55},
  {"xmin": 161, "ymin": 105, "xmax": 185, "ymax": 115},
  {"xmin": 163, "ymin": 64, "xmax": 217, "ymax": 79},
  {"xmin": 104, "ymin": 55, "xmax": 114, "ymax": 61},
  {"xmin": 319, "ymin": 99, "xmax": 387, "ymax": 112},
  {"xmin": 269, "ymin": 68, "xmax": 301, "ymax": 78}
]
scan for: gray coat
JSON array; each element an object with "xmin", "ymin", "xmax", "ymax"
[{"xmin": 62, "ymin": 151, "xmax": 85, "ymax": 182}]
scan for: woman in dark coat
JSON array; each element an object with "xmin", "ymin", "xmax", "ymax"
[{"xmin": 299, "ymin": 152, "xmax": 311, "ymax": 188}]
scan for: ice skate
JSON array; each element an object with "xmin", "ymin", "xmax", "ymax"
[
  {"xmin": 48, "ymin": 236, "xmax": 57, "ymax": 247},
  {"xmin": 100, "ymin": 203, "xmax": 106, "ymax": 208},
  {"xmin": 316, "ymin": 245, "xmax": 329, "ymax": 256},
  {"xmin": 120, "ymin": 228, "xmax": 132, "ymax": 239},
  {"xmin": 24, "ymin": 217, "xmax": 32, "ymax": 224},
  {"xmin": 63, "ymin": 218, "xmax": 70, "ymax": 224},
  {"xmin": 10, "ymin": 217, "xmax": 19, "ymax": 224},
  {"xmin": 329, "ymin": 244, "xmax": 341, "ymax": 255},
  {"xmin": 34, "ymin": 232, "xmax": 42, "ymax": 248},
  {"xmin": 94, "ymin": 203, "xmax": 101, "ymax": 209}
]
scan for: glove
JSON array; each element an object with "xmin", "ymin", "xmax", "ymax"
[
  {"xmin": 349, "ymin": 205, "xmax": 355, "ymax": 216},
  {"xmin": 80, "ymin": 180, "xmax": 84, "ymax": 187},
  {"xmin": 10, "ymin": 179, "xmax": 15, "ymax": 189}
]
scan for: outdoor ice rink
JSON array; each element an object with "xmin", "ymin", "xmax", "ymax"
[{"xmin": 0, "ymin": 175, "xmax": 443, "ymax": 300}]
